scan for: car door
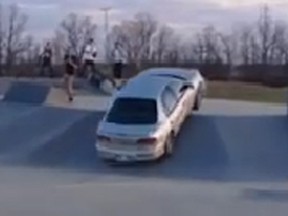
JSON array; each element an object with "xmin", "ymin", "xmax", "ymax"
[
  {"xmin": 160, "ymin": 86, "xmax": 185, "ymax": 134},
  {"xmin": 178, "ymin": 84, "xmax": 193, "ymax": 125},
  {"xmin": 179, "ymin": 84, "xmax": 195, "ymax": 114},
  {"xmin": 169, "ymin": 80, "xmax": 194, "ymax": 117}
]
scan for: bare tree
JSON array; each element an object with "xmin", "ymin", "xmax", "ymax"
[
  {"xmin": 5, "ymin": 4, "xmax": 29, "ymax": 71},
  {"xmin": 180, "ymin": 27, "xmax": 225, "ymax": 65},
  {"xmin": 59, "ymin": 13, "xmax": 97, "ymax": 59},
  {"xmin": 257, "ymin": 5, "xmax": 275, "ymax": 65},
  {"xmin": 165, "ymin": 35, "xmax": 182, "ymax": 65},
  {"xmin": 238, "ymin": 24, "xmax": 263, "ymax": 65},
  {"xmin": 106, "ymin": 7, "xmax": 288, "ymax": 70},
  {"xmin": 219, "ymin": 32, "xmax": 238, "ymax": 66},
  {"xmin": 239, "ymin": 26, "xmax": 253, "ymax": 65},
  {"xmin": 180, "ymin": 42, "xmax": 195, "ymax": 64},
  {"xmin": 151, "ymin": 25, "xmax": 175, "ymax": 64},
  {"xmin": 190, "ymin": 34, "xmax": 206, "ymax": 64},
  {"xmin": 201, "ymin": 26, "xmax": 222, "ymax": 64},
  {"xmin": 19, "ymin": 36, "xmax": 41, "ymax": 65},
  {"xmin": 109, "ymin": 12, "xmax": 158, "ymax": 69},
  {"xmin": 17, "ymin": 35, "xmax": 34, "ymax": 64},
  {"xmin": 52, "ymin": 30, "xmax": 66, "ymax": 65},
  {"xmin": 268, "ymin": 21, "xmax": 288, "ymax": 64},
  {"xmin": 28, "ymin": 43, "xmax": 41, "ymax": 64},
  {"xmin": 134, "ymin": 12, "xmax": 157, "ymax": 62}
]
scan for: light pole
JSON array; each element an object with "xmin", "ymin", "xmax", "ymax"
[{"xmin": 100, "ymin": 7, "xmax": 112, "ymax": 63}]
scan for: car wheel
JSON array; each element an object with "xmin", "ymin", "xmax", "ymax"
[
  {"xmin": 164, "ymin": 134, "xmax": 174, "ymax": 157},
  {"xmin": 193, "ymin": 91, "xmax": 202, "ymax": 111},
  {"xmin": 187, "ymin": 103, "xmax": 194, "ymax": 116}
]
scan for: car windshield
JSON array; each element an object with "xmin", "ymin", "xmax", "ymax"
[{"xmin": 106, "ymin": 98, "xmax": 157, "ymax": 124}]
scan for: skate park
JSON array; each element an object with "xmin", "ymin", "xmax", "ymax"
[
  {"xmin": 0, "ymin": 77, "xmax": 287, "ymax": 215},
  {"xmin": 1, "ymin": 0, "xmax": 288, "ymax": 214},
  {"xmin": 0, "ymin": 77, "xmax": 287, "ymax": 179}
]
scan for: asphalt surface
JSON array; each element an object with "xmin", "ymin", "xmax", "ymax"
[{"xmin": 0, "ymin": 99, "xmax": 287, "ymax": 216}]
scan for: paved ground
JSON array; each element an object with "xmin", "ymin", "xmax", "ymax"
[{"xmin": 0, "ymin": 99, "xmax": 287, "ymax": 216}]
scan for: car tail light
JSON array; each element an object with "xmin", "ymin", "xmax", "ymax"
[
  {"xmin": 137, "ymin": 137, "xmax": 157, "ymax": 145},
  {"xmin": 97, "ymin": 135, "xmax": 111, "ymax": 142}
]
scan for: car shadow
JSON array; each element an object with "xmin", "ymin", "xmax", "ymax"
[
  {"xmin": 165, "ymin": 113, "xmax": 288, "ymax": 181},
  {"xmin": 242, "ymin": 188, "xmax": 288, "ymax": 202}
]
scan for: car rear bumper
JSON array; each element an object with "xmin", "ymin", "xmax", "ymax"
[{"xmin": 96, "ymin": 145, "xmax": 164, "ymax": 162}]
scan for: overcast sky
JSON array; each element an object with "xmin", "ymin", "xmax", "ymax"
[{"xmin": 2, "ymin": 0, "xmax": 288, "ymax": 42}]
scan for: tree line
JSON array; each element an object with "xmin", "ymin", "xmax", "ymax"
[{"xmin": 0, "ymin": 3, "xmax": 288, "ymax": 76}]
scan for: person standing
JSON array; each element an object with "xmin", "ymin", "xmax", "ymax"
[
  {"xmin": 64, "ymin": 49, "xmax": 78, "ymax": 102},
  {"xmin": 40, "ymin": 42, "xmax": 54, "ymax": 77},
  {"xmin": 82, "ymin": 38, "xmax": 98, "ymax": 79},
  {"xmin": 112, "ymin": 42, "xmax": 125, "ymax": 89}
]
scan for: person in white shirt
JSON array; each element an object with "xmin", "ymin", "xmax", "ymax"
[
  {"xmin": 112, "ymin": 42, "xmax": 125, "ymax": 88},
  {"xmin": 82, "ymin": 38, "xmax": 98, "ymax": 79}
]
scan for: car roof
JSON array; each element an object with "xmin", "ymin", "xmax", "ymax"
[
  {"xmin": 139, "ymin": 67, "xmax": 199, "ymax": 81},
  {"xmin": 116, "ymin": 75, "xmax": 176, "ymax": 100}
]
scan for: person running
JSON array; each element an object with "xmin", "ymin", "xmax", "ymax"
[
  {"xmin": 82, "ymin": 38, "xmax": 98, "ymax": 79},
  {"xmin": 64, "ymin": 49, "xmax": 78, "ymax": 102},
  {"xmin": 112, "ymin": 42, "xmax": 125, "ymax": 89},
  {"xmin": 40, "ymin": 42, "xmax": 54, "ymax": 77}
]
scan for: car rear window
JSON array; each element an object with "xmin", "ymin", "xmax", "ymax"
[{"xmin": 106, "ymin": 98, "xmax": 158, "ymax": 124}]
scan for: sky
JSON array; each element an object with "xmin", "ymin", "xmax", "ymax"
[{"xmin": 2, "ymin": 0, "xmax": 288, "ymax": 43}]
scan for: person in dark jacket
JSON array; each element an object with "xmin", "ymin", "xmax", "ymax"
[
  {"xmin": 40, "ymin": 42, "xmax": 54, "ymax": 77},
  {"xmin": 64, "ymin": 49, "xmax": 78, "ymax": 102}
]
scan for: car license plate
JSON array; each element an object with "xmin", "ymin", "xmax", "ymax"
[{"xmin": 116, "ymin": 155, "xmax": 130, "ymax": 162}]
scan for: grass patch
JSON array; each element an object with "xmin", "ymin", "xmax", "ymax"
[{"xmin": 207, "ymin": 81, "xmax": 288, "ymax": 104}]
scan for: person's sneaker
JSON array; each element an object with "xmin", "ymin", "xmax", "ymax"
[{"xmin": 69, "ymin": 96, "xmax": 74, "ymax": 102}]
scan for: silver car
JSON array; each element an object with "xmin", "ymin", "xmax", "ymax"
[{"xmin": 96, "ymin": 74, "xmax": 196, "ymax": 162}]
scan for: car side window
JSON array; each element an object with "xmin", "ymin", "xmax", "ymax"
[
  {"xmin": 169, "ymin": 81, "xmax": 183, "ymax": 95},
  {"xmin": 180, "ymin": 85, "xmax": 189, "ymax": 92},
  {"xmin": 161, "ymin": 87, "xmax": 178, "ymax": 116}
]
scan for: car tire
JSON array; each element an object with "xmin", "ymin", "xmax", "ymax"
[
  {"xmin": 187, "ymin": 103, "xmax": 194, "ymax": 116},
  {"xmin": 164, "ymin": 134, "xmax": 174, "ymax": 157},
  {"xmin": 193, "ymin": 91, "xmax": 202, "ymax": 111}
]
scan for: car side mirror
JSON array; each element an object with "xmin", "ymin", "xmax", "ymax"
[
  {"xmin": 184, "ymin": 82, "xmax": 195, "ymax": 89},
  {"xmin": 180, "ymin": 83, "xmax": 195, "ymax": 92}
]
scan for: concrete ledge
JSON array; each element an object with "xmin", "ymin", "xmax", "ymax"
[{"xmin": 45, "ymin": 87, "xmax": 111, "ymax": 111}]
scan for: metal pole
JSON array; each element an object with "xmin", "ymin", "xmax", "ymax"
[{"xmin": 100, "ymin": 7, "xmax": 111, "ymax": 63}]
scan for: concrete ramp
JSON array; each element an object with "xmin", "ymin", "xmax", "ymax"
[
  {"xmin": 1, "ymin": 80, "xmax": 112, "ymax": 111},
  {"xmin": 0, "ymin": 106, "xmax": 94, "ymax": 164},
  {"xmin": 0, "ymin": 103, "xmax": 40, "ymax": 130},
  {"xmin": 3, "ymin": 81, "xmax": 50, "ymax": 105},
  {"xmin": 27, "ymin": 112, "xmax": 104, "ymax": 168}
]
